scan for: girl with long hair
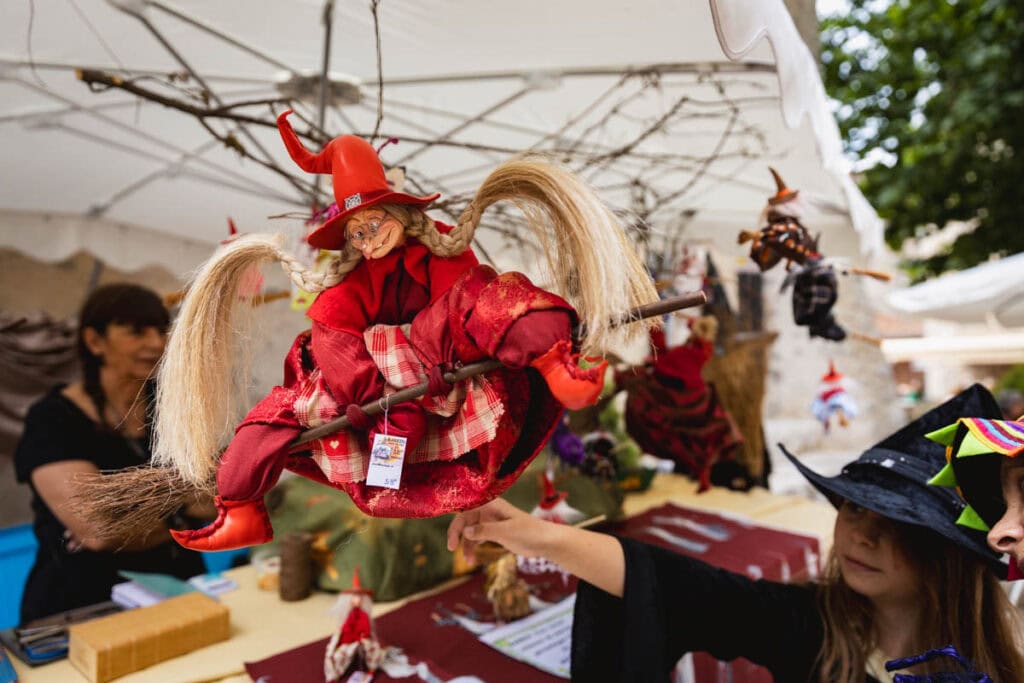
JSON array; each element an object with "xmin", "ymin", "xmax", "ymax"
[{"xmin": 447, "ymin": 385, "xmax": 1024, "ymax": 682}]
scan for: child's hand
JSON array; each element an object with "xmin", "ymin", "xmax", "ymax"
[{"xmin": 446, "ymin": 498, "xmax": 554, "ymax": 564}]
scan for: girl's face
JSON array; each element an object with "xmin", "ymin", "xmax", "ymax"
[
  {"xmin": 345, "ymin": 208, "xmax": 406, "ymax": 260},
  {"xmin": 84, "ymin": 322, "xmax": 167, "ymax": 383},
  {"xmin": 833, "ymin": 500, "xmax": 920, "ymax": 604},
  {"xmin": 987, "ymin": 458, "xmax": 1024, "ymax": 578}
]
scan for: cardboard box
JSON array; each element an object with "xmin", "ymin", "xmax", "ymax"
[{"xmin": 68, "ymin": 592, "xmax": 230, "ymax": 682}]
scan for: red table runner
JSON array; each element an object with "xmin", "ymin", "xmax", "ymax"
[{"xmin": 245, "ymin": 502, "xmax": 820, "ymax": 682}]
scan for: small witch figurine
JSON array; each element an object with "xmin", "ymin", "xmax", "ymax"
[
  {"xmin": 324, "ymin": 569, "xmax": 384, "ymax": 682},
  {"xmin": 811, "ymin": 362, "xmax": 858, "ymax": 432},
  {"xmin": 81, "ymin": 110, "xmax": 657, "ymax": 551},
  {"xmin": 743, "ymin": 167, "xmax": 889, "ymax": 342},
  {"xmin": 621, "ymin": 315, "xmax": 743, "ymax": 491},
  {"xmin": 737, "ymin": 167, "xmax": 819, "ymax": 272}
]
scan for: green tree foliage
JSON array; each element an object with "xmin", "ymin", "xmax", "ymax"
[{"xmin": 821, "ymin": 0, "xmax": 1024, "ymax": 280}]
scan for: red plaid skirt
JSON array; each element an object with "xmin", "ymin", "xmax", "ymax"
[{"xmin": 294, "ymin": 324, "xmax": 505, "ymax": 485}]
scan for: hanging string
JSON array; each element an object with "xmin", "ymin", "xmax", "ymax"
[
  {"xmin": 25, "ymin": 0, "xmax": 47, "ymax": 87},
  {"xmin": 370, "ymin": 0, "xmax": 385, "ymax": 142}
]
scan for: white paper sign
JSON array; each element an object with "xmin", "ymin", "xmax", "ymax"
[
  {"xmin": 365, "ymin": 433, "xmax": 408, "ymax": 489},
  {"xmin": 479, "ymin": 593, "xmax": 575, "ymax": 679}
]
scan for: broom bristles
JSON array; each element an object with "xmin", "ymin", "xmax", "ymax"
[{"xmin": 68, "ymin": 467, "xmax": 209, "ymax": 544}]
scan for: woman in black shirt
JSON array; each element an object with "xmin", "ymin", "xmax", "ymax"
[{"xmin": 15, "ymin": 284, "xmax": 208, "ymax": 624}]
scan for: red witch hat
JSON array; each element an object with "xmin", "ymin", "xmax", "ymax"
[
  {"xmin": 277, "ymin": 110, "xmax": 439, "ymax": 249},
  {"xmin": 821, "ymin": 361, "xmax": 844, "ymax": 383},
  {"xmin": 342, "ymin": 567, "xmax": 374, "ymax": 597}
]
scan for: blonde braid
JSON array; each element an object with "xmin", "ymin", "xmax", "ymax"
[
  {"xmin": 387, "ymin": 204, "xmax": 477, "ymax": 257},
  {"xmin": 277, "ymin": 247, "xmax": 362, "ymax": 293}
]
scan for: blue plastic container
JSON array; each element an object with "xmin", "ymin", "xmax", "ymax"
[
  {"xmin": 0, "ymin": 524, "xmax": 37, "ymax": 630},
  {"xmin": 0, "ymin": 525, "xmax": 248, "ymax": 629},
  {"xmin": 200, "ymin": 548, "xmax": 250, "ymax": 574}
]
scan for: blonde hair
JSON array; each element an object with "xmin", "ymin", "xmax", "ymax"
[
  {"xmin": 815, "ymin": 523, "xmax": 1024, "ymax": 682},
  {"xmin": 153, "ymin": 158, "xmax": 656, "ymax": 489}
]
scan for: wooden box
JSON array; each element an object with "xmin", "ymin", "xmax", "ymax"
[{"xmin": 68, "ymin": 592, "xmax": 230, "ymax": 682}]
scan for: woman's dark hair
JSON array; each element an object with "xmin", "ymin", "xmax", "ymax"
[{"xmin": 77, "ymin": 284, "xmax": 169, "ymax": 430}]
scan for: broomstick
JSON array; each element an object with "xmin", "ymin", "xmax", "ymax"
[
  {"xmin": 840, "ymin": 266, "xmax": 891, "ymax": 282},
  {"xmin": 71, "ymin": 291, "xmax": 706, "ymax": 539},
  {"xmin": 289, "ymin": 290, "xmax": 707, "ymax": 450}
]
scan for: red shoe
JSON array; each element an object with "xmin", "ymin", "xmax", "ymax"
[
  {"xmin": 170, "ymin": 496, "xmax": 273, "ymax": 551},
  {"xmin": 530, "ymin": 340, "xmax": 608, "ymax": 410}
]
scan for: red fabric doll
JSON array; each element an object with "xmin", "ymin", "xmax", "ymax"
[
  {"xmin": 620, "ymin": 316, "xmax": 742, "ymax": 491},
  {"xmin": 148, "ymin": 111, "xmax": 657, "ymax": 551},
  {"xmin": 324, "ymin": 569, "xmax": 383, "ymax": 682}
]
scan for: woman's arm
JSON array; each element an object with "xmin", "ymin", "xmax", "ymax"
[
  {"xmin": 446, "ymin": 497, "xmax": 625, "ymax": 596},
  {"xmin": 32, "ymin": 460, "xmax": 174, "ymax": 552}
]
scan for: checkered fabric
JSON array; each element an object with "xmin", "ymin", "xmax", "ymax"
[{"xmin": 294, "ymin": 324, "xmax": 505, "ymax": 485}]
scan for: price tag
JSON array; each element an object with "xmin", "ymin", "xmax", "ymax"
[{"xmin": 365, "ymin": 433, "xmax": 407, "ymax": 489}]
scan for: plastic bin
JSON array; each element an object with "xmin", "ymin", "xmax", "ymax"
[
  {"xmin": 0, "ymin": 524, "xmax": 37, "ymax": 629},
  {"xmin": 0, "ymin": 525, "xmax": 247, "ymax": 629}
]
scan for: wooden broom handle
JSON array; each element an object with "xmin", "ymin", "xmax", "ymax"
[
  {"xmin": 844, "ymin": 266, "xmax": 891, "ymax": 282},
  {"xmin": 288, "ymin": 290, "xmax": 708, "ymax": 450}
]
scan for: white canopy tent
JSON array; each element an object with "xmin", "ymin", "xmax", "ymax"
[
  {"xmin": 0, "ymin": 0, "xmax": 902, "ymax": 523},
  {"xmin": 887, "ymin": 252, "xmax": 1024, "ymax": 327},
  {"xmin": 0, "ymin": 0, "xmax": 882, "ymax": 278}
]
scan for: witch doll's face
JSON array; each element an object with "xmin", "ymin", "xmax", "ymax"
[
  {"xmin": 346, "ymin": 208, "xmax": 406, "ymax": 259},
  {"xmin": 988, "ymin": 457, "xmax": 1024, "ymax": 579},
  {"xmin": 833, "ymin": 501, "xmax": 920, "ymax": 604}
]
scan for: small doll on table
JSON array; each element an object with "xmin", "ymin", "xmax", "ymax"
[{"xmin": 324, "ymin": 569, "xmax": 384, "ymax": 682}]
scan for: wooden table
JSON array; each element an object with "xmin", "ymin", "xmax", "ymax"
[{"xmin": 7, "ymin": 474, "xmax": 835, "ymax": 682}]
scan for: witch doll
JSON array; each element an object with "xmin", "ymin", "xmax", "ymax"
[
  {"xmin": 324, "ymin": 569, "xmax": 384, "ymax": 682},
  {"xmin": 80, "ymin": 110, "xmax": 657, "ymax": 551}
]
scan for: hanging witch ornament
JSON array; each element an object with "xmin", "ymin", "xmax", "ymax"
[
  {"xmin": 741, "ymin": 168, "xmax": 890, "ymax": 342},
  {"xmin": 811, "ymin": 361, "xmax": 858, "ymax": 432},
  {"xmin": 77, "ymin": 110, "xmax": 659, "ymax": 551},
  {"xmin": 738, "ymin": 167, "xmax": 819, "ymax": 272}
]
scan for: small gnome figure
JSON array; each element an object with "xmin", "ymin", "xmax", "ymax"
[
  {"xmin": 324, "ymin": 569, "xmax": 385, "ymax": 682},
  {"xmin": 811, "ymin": 362, "xmax": 858, "ymax": 433},
  {"xmin": 738, "ymin": 168, "xmax": 819, "ymax": 272},
  {"xmin": 484, "ymin": 553, "xmax": 533, "ymax": 622},
  {"xmin": 531, "ymin": 470, "xmax": 584, "ymax": 525}
]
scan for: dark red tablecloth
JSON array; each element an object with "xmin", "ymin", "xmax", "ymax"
[
  {"xmin": 245, "ymin": 502, "xmax": 820, "ymax": 683},
  {"xmin": 605, "ymin": 503, "xmax": 820, "ymax": 682}
]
